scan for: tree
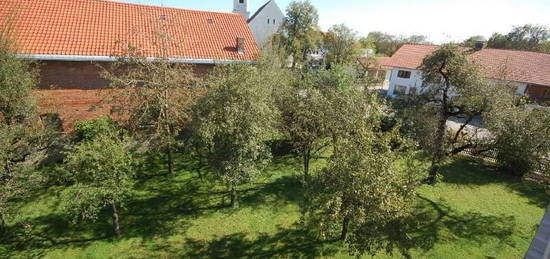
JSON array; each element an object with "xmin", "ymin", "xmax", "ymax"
[
  {"xmin": 101, "ymin": 55, "xmax": 201, "ymax": 175},
  {"xmin": 463, "ymin": 35, "xmax": 487, "ymax": 48},
  {"xmin": 367, "ymin": 32, "xmax": 430, "ymax": 56},
  {"xmin": 308, "ymin": 96, "xmax": 421, "ymax": 257},
  {"xmin": 487, "ymin": 24, "xmax": 550, "ymax": 53},
  {"xmin": 0, "ymin": 33, "xmax": 45, "ymax": 234},
  {"xmin": 418, "ymin": 44, "xmax": 489, "ymax": 183},
  {"xmin": 277, "ymin": 0, "xmax": 321, "ymax": 68},
  {"xmin": 486, "ymin": 106, "xmax": 550, "ymax": 177},
  {"xmin": 60, "ymin": 119, "xmax": 134, "ymax": 238},
  {"xmin": 193, "ymin": 64, "xmax": 278, "ymax": 208},
  {"xmin": 323, "ymin": 24, "xmax": 361, "ymax": 66},
  {"xmin": 278, "ymin": 69, "xmax": 328, "ymax": 182}
]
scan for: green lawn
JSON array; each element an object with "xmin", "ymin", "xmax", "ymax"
[{"xmin": 1, "ymin": 154, "xmax": 548, "ymax": 259}]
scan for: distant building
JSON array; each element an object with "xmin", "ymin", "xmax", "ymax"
[
  {"xmin": 233, "ymin": 0, "xmax": 285, "ymax": 47},
  {"xmin": 382, "ymin": 44, "xmax": 550, "ymax": 104}
]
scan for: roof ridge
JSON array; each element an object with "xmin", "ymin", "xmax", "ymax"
[
  {"xmin": 81, "ymin": 0, "xmax": 243, "ymax": 16},
  {"xmin": 248, "ymin": 0, "xmax": 274, "ymax": 23}
]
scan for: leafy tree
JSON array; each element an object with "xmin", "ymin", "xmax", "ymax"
[
  {"xmin": 323, "ymin": 24, "xmax": 361, "ymax": 66},
  {"xmin": 278, "ymin": 69, "xmax": 328, "ymax": 182},
  {"xmin": 358, "ymin": 36, "xmax": 376, "ymax": 53},
  {"xmin": 463, "ymin": 35, "xmax": 487, "ymax": 48},
  {"xmin": 367, "ymin": 32, "xmax": 430, "ymax": 56},
  {"xmin": 277, "ymin": 0, "xmax": 321, "ymax": 68},
  {"xmin": 193, "ymin": 64, "xmax": 278, "ymax": 208},
  {"xmin": 486, "ymin": 106, "xmax": 550, "ymax": 176},
  {"xmin": 308, "ymin": 95, "xmax": 421, "ymax": 256},
  {"xmin": 60, "ymin": 119, "xmax": 134, "ymax": 238},
  {"xmin": 418, "ymin": 44, "xmax": 489, "ymax": 183},
  {"xmin": 487, "ymin": 24, "xmax": 550, "ymax": 53},
  {"xmin": 102, "ymin": 55, "xmax": 201, "ymax": 175},
  {"xmin": 0, "ymin": 34, "xmax": 45, "ymax": 234}
]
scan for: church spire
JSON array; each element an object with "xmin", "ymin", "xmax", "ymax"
[{"xmin": 233, "ymin": 0, "xmax": 250, "ymax": 20}]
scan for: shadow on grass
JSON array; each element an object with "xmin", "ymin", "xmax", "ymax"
[
  {"xmin": 389, "ymin": 195, "xmax": 517, "ymax": 256},
  {"xmin": 149, "ymin": 224, "xmax": 339, "ymax": 259},
  {"xmin": 440, "ymin": 158, "xmax": 550, "ymax": 208}
]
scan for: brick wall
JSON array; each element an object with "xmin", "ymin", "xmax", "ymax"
[{"xmin": 35, "ymin": 61, "xmax": 214, "ymax": 130}]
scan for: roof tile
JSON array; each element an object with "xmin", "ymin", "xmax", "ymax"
[{"xmin": 0, "ymin": 0, "xmax": 259, "ymax": 61}]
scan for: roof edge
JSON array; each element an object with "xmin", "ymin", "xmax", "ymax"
[{"xmin": 18, "ymin": 54, "xmax": 256, "ymax": 64}]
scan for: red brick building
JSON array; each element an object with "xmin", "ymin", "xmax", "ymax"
[{"xmin": 0, "ymin": 0, "xmax": 260, "ymax": 129}]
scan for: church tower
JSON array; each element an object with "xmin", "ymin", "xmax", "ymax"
[{"xmin": 233, "ymin": 0, "xmax": 250, "ymax": 20}]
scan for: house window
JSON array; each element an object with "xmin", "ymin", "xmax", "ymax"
[
  {"xmin": 397, "ymin": 70, "xmax": 411, "ymax": 79},
  {"xmin": 267, "ymin": 19, "xmax": 270, "ymax": 24},
  {"xmin": 239, "ymin": 0, "xmax": 244, "ymax": 3},
  {"xmin": 273, "ymin": 19, "xmax": 276, "ymax": 24},
  {"xmin": 394, "ymin": 85, "xmax": 407, "ymax": 96}
]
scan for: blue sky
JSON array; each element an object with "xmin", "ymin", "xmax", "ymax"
[{"xmin": 118, "ymin": 0, "xmax": 550, "ymax": 43}]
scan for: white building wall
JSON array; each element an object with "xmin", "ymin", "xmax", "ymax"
[
  {"xmin": 387, "ymin": 68, "xmax": 424, "ymax": 96},
  {"xmin": 248, "ymin": 1, "xmax": 285, "ymax": 47},
  {"xmin": 387, "ymin": 68, "xmax": 529, "ymax": 97}
]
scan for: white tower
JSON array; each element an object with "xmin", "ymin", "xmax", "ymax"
[{"xmin": 233, "ymin": 0, "xmax": 250, "ymax": 20}]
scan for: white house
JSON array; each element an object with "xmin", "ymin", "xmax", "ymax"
[
  {"xmin": 233, "ymin": 0, "xmax": 285, "ymax": 47},
  {"xmin": 384, "ymin": 44, "xmax": 550, "ymax": 104}
]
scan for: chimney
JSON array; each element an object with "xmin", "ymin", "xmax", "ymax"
[
  {"xmin": 474, "ymin": 40, "xmax": 486, "ymax": 51},
  {"xmin": 237, "ymin": 37, "xmax": 245, "ymax": 55}
]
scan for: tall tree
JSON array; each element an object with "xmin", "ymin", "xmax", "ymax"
[
  {"xmin": 418, "ymin": 44, "xmax": 489, "ymax": 183},
  {"xmin": 323, "ymin": 24, "xmax": 361, "ymax": 66},
  {"xmin": 279, "ymin": 69, "xmax": 328, "ymax": 182},
  {"xmin": 277, "ymin": 0, "xmax": 321, "ymax": 68},
  {"xmin": 102, "ymin": 55, "xmax": 201, "ymax": 175},
  {"xmin": 0, "ymin": 33, "xmax": 45, "ymax": 234},
  {"xmin": 367, "ymin": 32, "xmax": 430, "ymax": 56},
  {"xmin": 309, "ymin": 93, "xmax": 421, "ymax": 257},
  {"xmin": 193, "ymin": 64, "xmax": 278, "ymax": 208},
  {"xmin": 487, "ymin": 24, "xmax": 550, "ymax": 53},
  {"xmin": 60, "ymin": 119, "xmax": 134, "ymax": 238}
]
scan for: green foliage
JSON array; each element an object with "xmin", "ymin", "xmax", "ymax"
[
  {"xmin": 102, "ymin": 55, "xmax": 202, "ymax": 175},
  {"xmin": 0, "ymin": 34, "xmax": 44, "ymax": 231},
  {"xmin": 60, "ymin": 132, "xmax": 134, "ymax": 230},
  {"xmin": 193, "ymin": 64, "xmax": 278, "ymax": 207},
  {"xmin": 462, "ymin": 35, "xmax": 487, "ymax": 48},
  {"xmin": 367, "ymin": 31, "xmax": 430, "ymax": 56},
  {"xmin": 487, "ymin": 24, "xmax": 550, "ymax": 53},
  {"xmin": 323, "ymin": 24, "xmax": 361, "ymax": 66},
  {"xmin": 310, "ymin": 127, "xmax": 421, "ymax": 257},
  {"xmin": 276, "ymin": 0, "xmax": 321, "ymax": 67},
  {"xmin": 488, "ymin": 108, "xmax": 550, "ymax": 176},
  {"xmin": 73, "ymin": 117, "xmax": 119, "ymax": 142}
]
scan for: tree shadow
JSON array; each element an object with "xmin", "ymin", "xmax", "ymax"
[
  {"xmin": 391, "ymin": 195, "xmax": 518, "ymax": 256},
  {"xmin": 440, "ymin": 158, "xmax": 550, "ymax": 208},
  {"xmin": 177, "ymin": 224, "xmax": 338, "ymax": 259}
]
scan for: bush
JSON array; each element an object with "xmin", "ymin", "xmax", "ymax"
[
  {"xmin": 73, "ymin": 117, "xmax": 119, "ymax": 142},
  {"xmin": 492, "ymin": 109, "xmax": 550, "ymax": 177}
]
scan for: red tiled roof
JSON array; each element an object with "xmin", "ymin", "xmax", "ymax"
[
  {"xmin": 358, "ymin": 56, "xmax": 392, "ymax": 70},
  {"xmin": 386, "ymin": 44, "xmax": 550, "ymax": 86},
  {"xmin": 0, "ymin": 0, "xmax": 259, "ymax": 61}
]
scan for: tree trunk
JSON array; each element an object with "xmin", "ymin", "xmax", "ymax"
[
  {"xmin": 111, "ymin": 202, "xmax": 121, "ymax": 238},
  {"xmin": 0, "ymin": 212, "xmax": 6, "ymax": 234},
  {"xmin": 340, "ymin": 215, "xmax": 350, "ymax": 241},
  {"xmin": 229, "ymin": 184, "xmax": 238, "ymax": 209},
  {"xmin": 427, "ymin": 113, "xmax": 447, "ymax": 184},
  {"xmin": 303, "ymin": 147, "xmax": 311, "ymax": 183},
  {"xmin": 166, "ymin": 143, "xmax": 174, "ymax": 176}
]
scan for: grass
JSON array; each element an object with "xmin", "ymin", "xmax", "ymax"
[{"xmin": 1, "ymin": 153, "xmax": 548, "ymax": 259}]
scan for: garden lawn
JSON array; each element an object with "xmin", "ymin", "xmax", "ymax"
[{"xmin": 1, "ymin": 155, "xmax": 548, "ymax": 259}]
